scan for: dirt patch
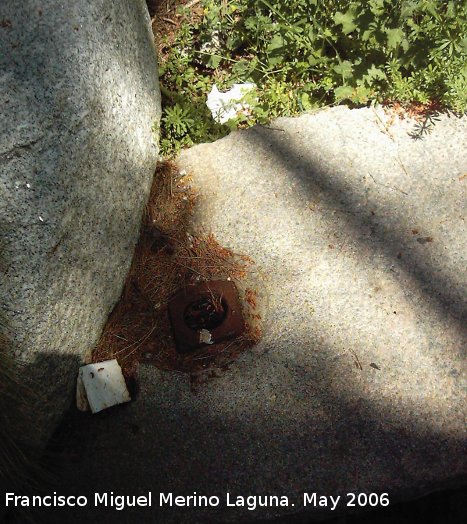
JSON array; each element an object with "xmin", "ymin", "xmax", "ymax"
[
  {"xmin": 92, "ymin": 161, "xmax": 262, "ymax": 386},
  {"xmin": 148, "ymin": 0, "xmax": 204, "ymax": 61},
  {"xmin": 383, "ymin": 99, "xmax": 444, "ymax": 121}
]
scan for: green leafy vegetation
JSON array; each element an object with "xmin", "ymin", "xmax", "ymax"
[{"xmin": 158, "ymin": 0, "xmax": 467, "ymax": 156}]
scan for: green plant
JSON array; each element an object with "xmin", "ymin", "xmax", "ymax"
[{"xmin": 158, "ymin": 0, "xmax": 467, "ymax": 156}]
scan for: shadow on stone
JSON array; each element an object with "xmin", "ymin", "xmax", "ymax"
[
  {"xmin": 14, "ymin": 349, "xmax": 465, "ymax": 524},
  {"xmin": 248, "ymin": 124, "xmax": 466, "ymax": 328}
]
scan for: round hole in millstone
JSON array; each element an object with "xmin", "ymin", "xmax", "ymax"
[{"xmin": 183, "ymin": 294, "xmax": 228, "ymax": 331}]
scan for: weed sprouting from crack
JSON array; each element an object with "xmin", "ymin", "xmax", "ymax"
[{"xmin": 409, "ymin": 111, "xmax": 442, "ymax": 140}]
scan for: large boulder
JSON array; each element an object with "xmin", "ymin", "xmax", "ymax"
[{"xmin": 0, "ymin": 0, "xmax": 160, "ymax": 460}]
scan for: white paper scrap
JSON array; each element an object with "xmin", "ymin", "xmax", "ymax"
[
  {"xmin": 76, "ymin": 359, "xmax": 131, "ymax": 414},
  {"xmin": 206, "ymin": 83, "xmax": 257, "ymax": 124},
  {"xmin": 199, "ymin": 329, "xmax": 214, "ymax": 345}
]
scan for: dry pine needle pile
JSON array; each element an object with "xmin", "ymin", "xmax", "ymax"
[{"xmin": 93, "ymin": 161, "xmax": 262, "ymax": 382}]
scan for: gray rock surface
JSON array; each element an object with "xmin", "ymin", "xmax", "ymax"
[
  {"xmin": 35, "ymin": 107, "xmax": 466, "ymax": 524},
  {"xmin": 0, "ymin": 0, "xmax": 160, "ymax": 456}
]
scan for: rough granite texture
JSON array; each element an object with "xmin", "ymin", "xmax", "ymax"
[
  {"xmin": 29, "ymin": 108, "xmax": 467, "ymax": 523},
  {"xmin": 0, "ymin": 0, "xmax": 160, "ymax": 455}
]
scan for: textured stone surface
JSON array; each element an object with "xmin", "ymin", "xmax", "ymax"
[
  {"xmin": 0, "ymin": 0, "xmax": 160, "ymax": 452},
  {"xmin": 39, "ymin": 107, "xmax": 466, "ymax": 524}
]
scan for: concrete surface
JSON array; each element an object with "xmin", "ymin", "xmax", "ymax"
[
  {"xmin": 30, "ymin": 107, "xmax": 466, "ymax": 524},
  {"xmin": 0, "ymin": 0, "xmax": 160, "ymax": 455}
]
